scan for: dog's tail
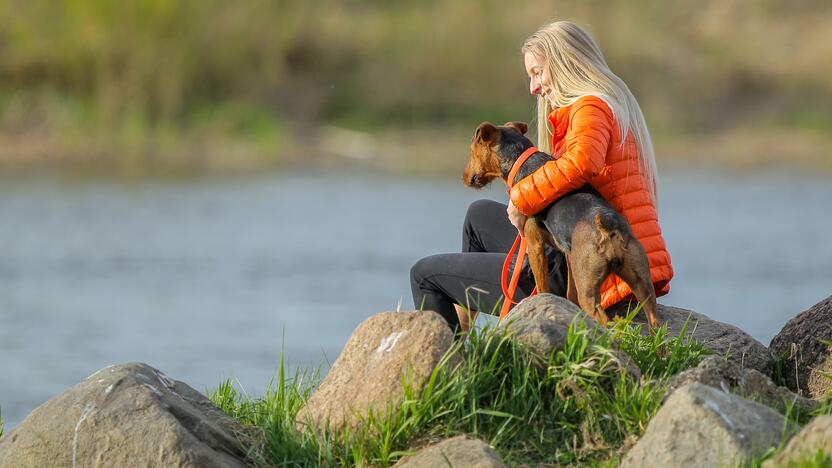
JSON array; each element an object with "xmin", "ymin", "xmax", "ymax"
[
  {"xmin": 595, "ymin": 212, "xmax": 632, "ymax": 275},
  {"xmin": 594, "ymin": 212, "xmax": 626, "ymax": 244}
]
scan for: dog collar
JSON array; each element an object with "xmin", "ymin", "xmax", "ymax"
[{"xmin": 506, "ymin": 146, "xmax": 539, "ymax": 188}]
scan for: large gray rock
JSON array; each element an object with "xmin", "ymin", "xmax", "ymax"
[
  {"xmin": 609, "ymin": 301, "xmax": 773, "ymax": 375},
  {"xmin": 0, "ymin": 363, "xmax": 250, "ymax": 468},
  {"xmin": 499, "ymin": 294, "xmax": 598, "ymax": 357},
  {"xmin": 296, "ymin": 310, "xmax": 456, "ymax": 434},
  {"xmin": 621, "ymin": 383, "xmax": 794, "ymax": 468},
  {"xmin": 393, "ymin": 435, "xmax": 506, "ymax": 467},
  {"xmin": 498, "ymin": 295, "xmax": 643, "ymax": 378},
  {"xmin": 763, "ymin": 415, "xmax": 832, "ymax": 467},
  {"xmin": 770, "ymin": 294, "xmax": 832, "ymax": 398},
  {"xmin": 667, "ymin": 356, "xmax": 819, "ymax": 415}
]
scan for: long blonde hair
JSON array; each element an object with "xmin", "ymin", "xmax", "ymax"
[{"xmin": 522, "ymin": 21, "xmax": 658, "ymax": 207}]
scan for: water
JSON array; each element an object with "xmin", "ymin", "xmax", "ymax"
[{"xmin": 1, "ymin": 169, "xmax": 831, "ymax": 428}]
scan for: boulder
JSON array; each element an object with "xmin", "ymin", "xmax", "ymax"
[
  {"xmin": 393, "ymin": 435, "xmax": 506, "ymax": 467},
  {"xmin": 296, "ymin": 310, "xmax": 457, "ymax": 434},
  {"xmin": 667, "ymin": 356, "xmax": 819, "ymax": 415},
  {"xmin": 499, "ymin": 294, "xmax": 598, "ymax": 357},
  {"xmin": 0, "ymin": 363, "xmax": 250, "ymax": 468},
  {"xmin": 763, "ymin": 415, "xmax": 832, "ymax": 467},
  {"xmin": 621, "ymin": 383, "xmax": 794, "ymax": 468},
  {"xmin": 609, "ymin": 302, "xmax": 773, "ymax": 375},
  {"xmin": 504, "ymin": 295, "xmax": 773, "ymax": 375},
  {"xmin": 498, "ymin": 295, "xmax": 643, "ymax": 378},
  {"xmin": 770, "ymin": 294, "xmax": 832, "ymax": 398}
]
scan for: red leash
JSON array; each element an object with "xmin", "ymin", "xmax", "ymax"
[{"xmin": 499, "ymin": 146, "xmax": 542, "ymax": 320}]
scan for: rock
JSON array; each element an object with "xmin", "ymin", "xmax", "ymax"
[
  {"xmin": 621, "ymin": 383, "xmax": 794, "ymax": 468},
  {"xmin": 507, "ymin": 296, "xmax": 774, "ymax": 376},
  {"xmin": 498, "ymin": 294, "xmax": 638, "ymax": 379},
  {"xmin": 770, "ymin": 294, "xmax": 832, "ymax": 398},
  {"xmin": 499, "ymin": 294, "xmax": 598, "ymax": 357},
  {"xmin": 763, "ymin": 415, "xmax": 832, "ymax": 467},
  {"xmin": 609, "ymin": 302, "xmax": 773, "ymax": 375},
  {"xmin": 667, "ymin": 356, "xmax": 819, "ymax": 415},
  {"xmin": 296, "ymin": 310, "xmax": 457, "ymax": 434},
  {"xmin": 393, "ymin": 435, "xmax": 506, "ymax": 467},
  {"xmin": 808, "ymin": 359, "xmax": 832, "ymax": 400},
  {"xmin": 0, "ymin": 363, "xmax": 250, "ymax": 468}
]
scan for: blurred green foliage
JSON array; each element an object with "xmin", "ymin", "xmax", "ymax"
[{"xmin": 0, "ymin": 0, "xmax": 829, "ymax": 171}]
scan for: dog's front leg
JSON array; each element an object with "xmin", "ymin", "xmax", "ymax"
[
  {"xmin": 524, "ymin": 217, "xmax": 551, "ymax": 294},
  {"xmin": 565, "ymin": 255, "xmax": 578, "ymax": 304}
]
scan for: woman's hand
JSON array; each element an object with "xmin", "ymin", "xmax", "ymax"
[{"xmin": 507, "ymin": 200, "xmax": 527, "ymax": 233}]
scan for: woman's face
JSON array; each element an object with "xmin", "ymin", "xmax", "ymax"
[{"xmin": 524, "ymin": 51, "xmax": 555, "ymax": 107}]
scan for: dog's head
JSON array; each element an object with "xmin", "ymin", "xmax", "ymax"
[{"xmin": 462, "ymin": 121, "xmax": 529, "ymax": 188}]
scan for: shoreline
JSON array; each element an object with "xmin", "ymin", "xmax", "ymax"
[{"xmin": 0, "ymin": 125, "xmax": 829, "ymax": 178}]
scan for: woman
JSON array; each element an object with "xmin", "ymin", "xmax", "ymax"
[{"xmin": 410, "ymin": 21, "xmax": 673, "ymax": 332}]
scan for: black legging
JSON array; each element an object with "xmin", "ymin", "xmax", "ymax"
[{"xmin": 410, "ymin": 199, "xmax": 568, "ymax": 331}]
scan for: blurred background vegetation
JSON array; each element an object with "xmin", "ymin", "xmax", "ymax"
[{"xmin": 0, "ymin": 0, "xmax": 829, "ymax": 175}]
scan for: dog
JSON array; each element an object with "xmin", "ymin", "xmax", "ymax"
[{"xmin": 462, "ymin": 121, "xmax": 660, "ymax": 329}]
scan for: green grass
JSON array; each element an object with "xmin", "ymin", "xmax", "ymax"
[
  {"xmin": 751, "ymin": 444, "xmax": 832, "ymax": 468},
  {"xmin": 210, "ymin": 314, "xmax": 705, "ymax": 466},
  {"xmin": 782, "ymin": 450, "xmax": 832, "ymax": 468},
  {"xmin": 748, "ymin": 378, "xmax": 832, "ymax": 467},
  {"xmin": 772, "ymin": 351, "xmax": 790, "ymax": 388},
  {"xmin": 820, "ymin": 396, "xmax": 832, "ymax": 416}
]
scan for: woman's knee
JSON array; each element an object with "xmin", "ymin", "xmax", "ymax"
[
  {"xmin": 409, "ymin": 257, "xmax": 427, "ymax": 285},
  {"xmin": 465, "ymin": 199, "xmax": 505, "ymax": 227},
  {"xmin": 464, "ymin": 199, "xmax": 511, "ymax": 253},
  {"xmin": 410, "ymin": 254, "xmax": 441, "ymax": 288}
]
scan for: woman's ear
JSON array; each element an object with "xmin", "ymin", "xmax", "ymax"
[
  {"xmin": 504, "ymin": 121, "xmax": 528, "ymax": 135},
  {"xmin": 475, "ymin": 122, "xmax": 499, "ymax": 144}
]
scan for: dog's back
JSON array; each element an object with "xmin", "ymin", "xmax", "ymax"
[
  {"xmin": 502, "ymin": 129, "xmax": 631, "ymax": 254},
  {"xmin": 538, "ymin": 186, "xmax": 632, "ymax": 254}
]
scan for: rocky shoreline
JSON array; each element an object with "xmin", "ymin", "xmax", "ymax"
[{"xmin": 1, "ymin": 294, "xmax": 830, "ymax": 467}]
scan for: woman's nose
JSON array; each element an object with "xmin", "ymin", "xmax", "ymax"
[{"xmin": 529, "ymin": 79, "xmax": 541, "ymax": 95}]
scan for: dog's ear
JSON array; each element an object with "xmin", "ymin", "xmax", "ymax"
[
  {"xmin": 475, "ymin": 122, "xmax": 499, "ymax": 144},
  {"xmin": 504, "ymin": 121, "xmax": 528, "ymax": 135}
]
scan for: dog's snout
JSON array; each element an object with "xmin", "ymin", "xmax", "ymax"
[{"xmin": 469, "ymin": 174, "xmax": 478, "ymax": 186}]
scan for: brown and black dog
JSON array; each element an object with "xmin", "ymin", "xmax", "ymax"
[{"xmin": 462, "ymin": 121, "xmax": 660, "ymax": 329}]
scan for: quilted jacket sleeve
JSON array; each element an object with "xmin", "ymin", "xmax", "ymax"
[{"xmin": 509, "ymin": 98, "xmax": 613, "ymax": 215}]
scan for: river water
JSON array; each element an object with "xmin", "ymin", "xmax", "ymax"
[{"xmin": 1, "ymin": 168, "xmax": 831, "ymax": 428}]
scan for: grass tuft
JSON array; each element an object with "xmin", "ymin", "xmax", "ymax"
[{"xmin": 211, "ymin": 316, "xmax": 706, "ymax": 466}]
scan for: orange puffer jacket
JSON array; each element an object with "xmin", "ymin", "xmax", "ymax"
[{"xmin": 509, "ymin": 95, "xmax": 673, "ymax": 308}]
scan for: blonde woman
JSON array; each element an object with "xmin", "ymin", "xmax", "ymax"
[{"xmin": 411, "ymin": 21, "xmax": 673, "ymax": 332}]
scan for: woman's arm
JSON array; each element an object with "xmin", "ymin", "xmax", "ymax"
[{"xmin": 509, "ymin": 98, "xmax": 614, "ymax": 216}]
